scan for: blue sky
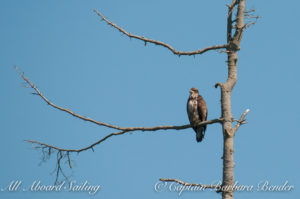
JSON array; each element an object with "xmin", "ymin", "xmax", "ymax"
[{"xmin": 1, "ymin": 0, "xmax": 299, "ymax": 199}]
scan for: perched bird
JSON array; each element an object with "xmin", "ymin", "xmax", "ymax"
[{"xmin": 187, "ymin": 88, "xmax": 208, "ymax": 142}]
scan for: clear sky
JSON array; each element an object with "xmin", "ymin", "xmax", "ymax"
[{"xmin": 1, "ymin": 0, "xmax": 299, "ymax": 199}]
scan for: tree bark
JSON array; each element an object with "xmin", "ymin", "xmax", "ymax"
[{"xmin": 221, "ymin": 51, "xmax": 238, "ymax": 199}]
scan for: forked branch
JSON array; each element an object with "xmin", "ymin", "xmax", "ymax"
[
  {"xmin": 94, "ymin": 10, "xmax": 227, "ymax": 56},
  {"xmin": 232, "ymin": 109, "xmax": 250, "ymax": 134}
]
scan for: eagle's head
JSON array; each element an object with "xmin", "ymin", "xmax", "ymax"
[{"xmin": 189, "ymin": 87, "xmax": 199, "ymax": 94}]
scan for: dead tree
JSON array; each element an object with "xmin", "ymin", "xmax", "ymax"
[{"xmin": 16, "ymin": 1, "xmax": 257, "ymax": 198}]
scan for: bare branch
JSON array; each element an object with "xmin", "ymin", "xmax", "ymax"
[
  {"xmin": 232, "ymin": 109, "xmax": 250, "ymax": 134},
  {"xmin": 16, "ymin": 67, "xmax": 222, "ymax": 134},
  {"xmin": 243, "ymin": 8, "xmax": 260, "ymax": 29},
  {"xmin": 227, "ymin": 0, "xmax": 238, "ymax": 11},
  {"xmin": 93, "ymin": 9, "xmax": 227, "ymax": 56},
  {"xmin": 227, "ymin": 0, "xmax": 238, "ymax": 42},
  {"xmin": 15, "ymin": 67, "xmax": 125, "ymax": 131},
  {"xmin": 233, "ymin": 0, "xmax": 246, "ymax": 42},
  {"xmin": 159, "ymin": 178, "xmax": 220, "ymax": 189},
  {"xmin": 244, "ymin": 8, "xmax": 256, "ymax": 15},
  {"xmin": 25, "ymin": 116, "xmax": 222, "ymax": 153},
  {"xmin": 25, "ymin": 130, "xmax": 128, "ymax": 153}
]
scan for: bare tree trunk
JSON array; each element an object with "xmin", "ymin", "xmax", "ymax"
[
  {"xmin": 221, "ymin": 51, "xmax": 238, "ymax": 199},
  {"xmin": 221, "ymin": 1, "xmax": 245, "ymax": 199}
]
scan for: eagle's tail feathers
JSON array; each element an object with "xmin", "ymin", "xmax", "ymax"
[{"xmin": 196, "ymin": 127, "xmax": 205, "ymax": 142}]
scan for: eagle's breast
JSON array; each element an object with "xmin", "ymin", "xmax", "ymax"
[
  {"xmin": 187, "ymin": 99, "xmax": 195, "ymax": 113},
  {"xmin": 187, "ymin": 98, "xmax": 199, "ymax": 124}
]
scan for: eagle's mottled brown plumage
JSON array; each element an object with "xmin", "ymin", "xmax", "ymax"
[{"xmin": 187, "ymin": 88, "xmax": 208, "ymax": 142}]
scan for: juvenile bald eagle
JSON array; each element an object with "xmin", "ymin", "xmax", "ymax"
[{"xmin": 187, "ymin": 88, "xmax": 208, "ymax": 142}]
